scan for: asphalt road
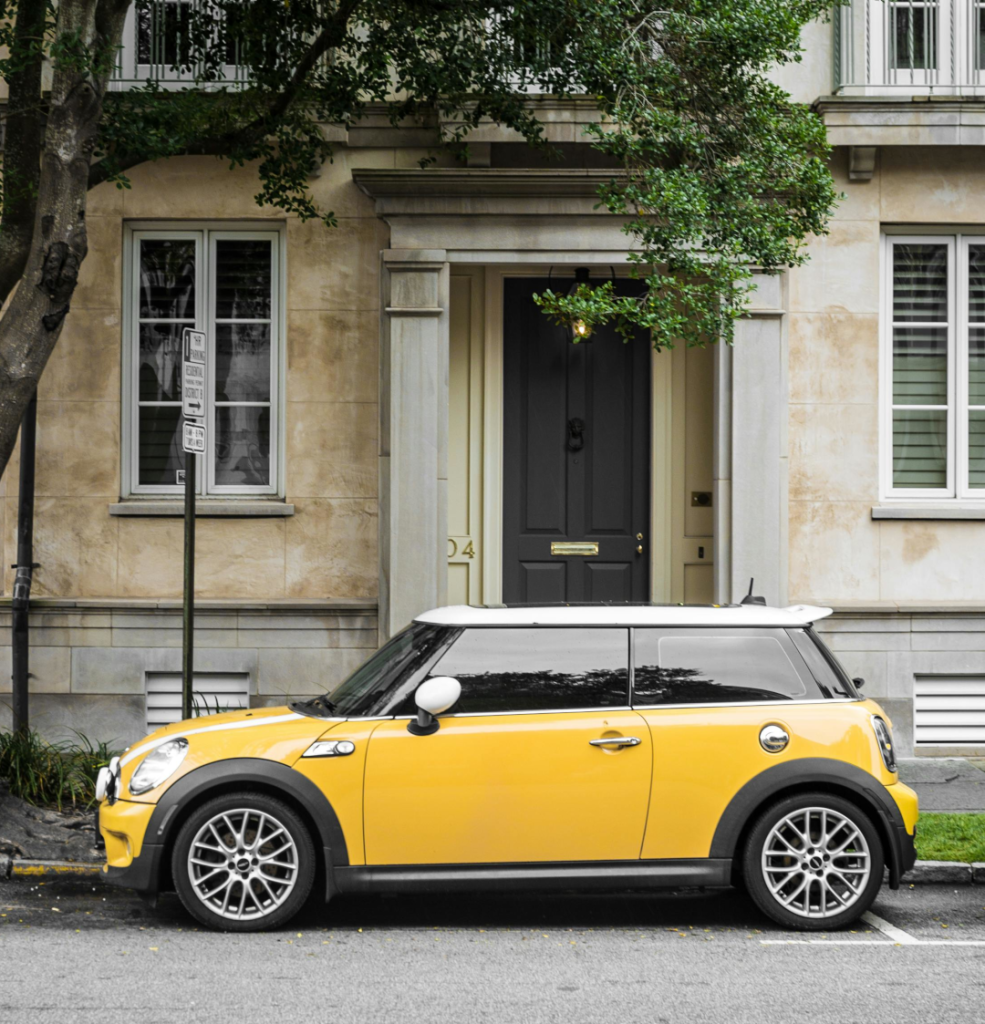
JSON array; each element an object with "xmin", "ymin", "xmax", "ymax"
[{"xmin": 2, "ymin": 878, "xmax": 984, "ymax": 1024}]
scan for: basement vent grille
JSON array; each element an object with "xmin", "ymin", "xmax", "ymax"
[
  {"xmin": 145, "ymin": 672, "xmax": 251, "ymax": 731},
  {"xmin": 914, "ymin": 675, "xmax": 985, "ymax": 746}
]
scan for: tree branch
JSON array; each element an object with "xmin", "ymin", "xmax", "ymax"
[{"xmin": 0, "ymin": 0, "xmax": 48, "ymax": 306}]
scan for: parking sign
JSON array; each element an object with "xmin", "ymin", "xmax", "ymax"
[
  {"xmin": 182, "ymin": 421, "xmax": 206, "ymax": 454},
  {"xmin": 184, "ymin": 328, "xmax": 206, "ymax": 364}
]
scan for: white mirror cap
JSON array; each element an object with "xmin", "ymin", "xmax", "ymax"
[
  {"xmin": 415, "ymin": 676, "xmax": 462, "ymax": 716},
  {"xmin": 783, "ymin": 604, "xmax": 834, "ymax": 624}
]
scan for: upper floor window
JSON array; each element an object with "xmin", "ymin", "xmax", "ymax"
[
  {"xmin": 123, "ymin": 224, "xmax": 283, "ymax": 498},
  {"xmin": 112, "ymin": 1, "xmax": 247, "ymax": 89},
  {"xmin": 883, "ymin": 233, "xmax": 985, "ymax": 499},
  {"xmin": 835, "ymin": 0, "xmax": 985, "ymax": 94}
]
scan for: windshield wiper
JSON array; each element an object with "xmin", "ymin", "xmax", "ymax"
[{"xmin": 292, "ymin": 694, "xmax": 339, "ymax": 718}]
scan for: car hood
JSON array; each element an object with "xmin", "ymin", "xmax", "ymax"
[{"xmin": 119, "ymin": 706, "xmax": 344, "ymax": 803}]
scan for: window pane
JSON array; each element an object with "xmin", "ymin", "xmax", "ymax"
[
  {"xmin": 215, "ymin": 239, "xmax": 272, "ymax": 319},
  {"xmin": 891, "ymin": 5, "xmax": 937, "ymax": 70},
  {"xmin": 139, "ymin": 406, "xmax": 185, "ymax": 486},
  {"xmin": 139, "ymin": 239, "xmax": 196, "ymax": 319},
  {"xmin": 215, "ymin": 406, "xmax": 270, "ymax": 487},
  {"xmin": 215, "ymin": 324, "xmax": 270, "ymax": 402},
  {"xmin": 634, "ymin": 631, "xmax": 811, "ymax": 705},
  {"xmin": 139, "ymin": 323, "xmax": 184, "ymax": 401},
  {"xmin": 893, "ymin": 408, "xmax": 947, "ymax": 488},
  {"xmin": 326, "ymin": 623, "xmax": 456, "ymax": 717},
  {"xmin": 970, "ymin": 411, "xmax": 985, "ymax": 488},
  {"xmin": 892, "ymin": 326, "xmax": 948, "ymax": 405},
  {"xmin": 137, "ymin": 1, "xmax": 192, "ymax": 67},
  {"xmin": 422, "ymin": 628, "xmax": 628, "ymax": 714},
  {"xmin": 979, "ymin": 6, "xmax": 985, "ymax": 72},
  {"xmin": 970, "ymin": 328, "xmax": 985, "ymax": 405},
  {"xmin": 787, "ymin": 630, "xmax": 859, "ymax": 699},
  {"xmin": 893, "ymin": 243, "xmax": 947, "ymax": 322},
  {"xmin": 969, "ymin": 245, "xmax": 985, "ymax": 322}
]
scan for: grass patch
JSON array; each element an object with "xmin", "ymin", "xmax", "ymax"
[
  {"xmin": 0, "ymin": 729, "xmax": 119, "ymax": 809},
  {"xmin": 915, "ymin": 812, "xmax": 985, "ymax": 863}
]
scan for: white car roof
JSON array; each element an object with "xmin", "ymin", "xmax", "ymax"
[{"xmin": 414, "ymin": 604, "xmax": 833, "ymax": 628}]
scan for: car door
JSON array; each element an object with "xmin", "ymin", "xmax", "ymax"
[{"xmin": 362, "ymin": 627, "xmax": 652, "ymax": 866}]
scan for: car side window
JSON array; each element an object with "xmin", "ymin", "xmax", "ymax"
[
  {"xmin": 633, "ymin": 628, "xmax": 821, "ymax": 705},
  {"xmin": 415, "ymin": 627, "xmax": 629, "ymax": 714}
]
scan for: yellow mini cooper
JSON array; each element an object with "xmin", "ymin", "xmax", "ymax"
[{"xmin": 97, "ymin": 603, "xmax": 917, "ymax": 932}]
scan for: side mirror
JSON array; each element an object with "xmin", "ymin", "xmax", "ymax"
[
  {"xmin": 852, "ymin": 676, "xmax": 865, "ymax": 690},
  {"xmin": 408, "ymin": 676, "xmax": 461, "ymax": 736}
]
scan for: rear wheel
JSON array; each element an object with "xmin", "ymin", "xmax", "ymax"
[
  {"xmin": 172, "ymin": 792, "xmax": 315, "ymax": 931},
  {"xmin": 742, "ymin": 792, "xmax": 884, "ymax": 931}
]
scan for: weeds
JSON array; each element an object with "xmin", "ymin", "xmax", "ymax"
[
  {"xmin": 192, "ymin": 693, "xmax": 232, "ymax": 717},
  {"xmin": 0, "ymin": 729, "xmax": 119, "ymax": 810}
]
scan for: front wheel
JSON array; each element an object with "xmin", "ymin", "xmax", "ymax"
[
  {"xmin": 172, "ymin": 792, "xmax": 316, "ymax": 931},
  {"xmin": 742, "ymin": 792, "xmax": 884, "ymax": 931}
]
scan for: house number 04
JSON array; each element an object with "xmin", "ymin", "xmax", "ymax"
[{"xmin": 448, "ymin": 536, "xmax": 476, "ymax": 561}]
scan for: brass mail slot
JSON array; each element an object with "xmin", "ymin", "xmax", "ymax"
[{"xmin": 551, "ymin": 541, "xmax": 599, "ymax": 556}]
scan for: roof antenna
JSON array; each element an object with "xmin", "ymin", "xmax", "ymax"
[{"xmin": 740, "ymin": 577, "xmax": 766, "ymax": 606}]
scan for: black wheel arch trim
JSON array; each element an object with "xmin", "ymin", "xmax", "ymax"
[
  {"xmin": 709, "ymin": 758, "xmax": 908, "ymax": 889},
  {"xmin": 114, "ymin": 758, "xmax": 349, "ymax": 899}
]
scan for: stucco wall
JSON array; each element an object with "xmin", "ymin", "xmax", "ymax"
[
  {"xmin": 788, "ymin": 146, "xmax": 985, "ymax": 605},
  {"xmin": 0, "ymin": 148, "xmax": 416, "ymax": 603}
]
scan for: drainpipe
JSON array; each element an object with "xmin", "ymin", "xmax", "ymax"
[{"xmin": 11, "ymin": 391, "xmax": 38, "ymax": 734}]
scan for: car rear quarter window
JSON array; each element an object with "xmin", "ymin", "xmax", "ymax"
[
  {"xmin": 788, "ymin": 628, "xmax": 860, "ymax": 699},
  {"xmin": 422, "ymin": 627, "xmax": 630, "ymax": 714},
  {"xmin": 633, "ymin": 628, "xmax": 824, "ymax": 705}
]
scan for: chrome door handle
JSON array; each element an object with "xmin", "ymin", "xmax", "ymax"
[{"xmin": 589, "ymin": 736, "xmax": 641, "ymax": 748}]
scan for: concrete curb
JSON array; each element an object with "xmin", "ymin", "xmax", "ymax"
[
  {"xmin": 903, "ymin": 860, "xmax": 985, "ymax": 885},
  {"xmin": 0, "ymin": 859, "xmax": 102, "ymax": 879}
]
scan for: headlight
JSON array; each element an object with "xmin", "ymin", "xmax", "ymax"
[
  {"xmin": 129, "ymin": 738, "xmax": 189, "ymax": 795},
  {"xmin": 871, "ymin": 716, "xmax": 897, "ymax": 773}
]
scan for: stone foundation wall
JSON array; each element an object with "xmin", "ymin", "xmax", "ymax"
[
  {"xmin": 0, "ymin": 599, "xmax": 378, "ymax": 747},
  {"xmin": 817, "ymin": 608, "xmax": 985, "ymax": 757}
]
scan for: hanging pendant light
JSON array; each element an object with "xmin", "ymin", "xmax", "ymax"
[{"xmin": 567, "ymin": 266, "xmax": 594, "ymax": 343}]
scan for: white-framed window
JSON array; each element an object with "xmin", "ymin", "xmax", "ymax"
[
  {"xmin": 881, "ymin": 232, "xmax": 985, "ymax": 499},
  {"xmin": 122, "ymin": 223, "xmax": 285, "ymax": 498}
]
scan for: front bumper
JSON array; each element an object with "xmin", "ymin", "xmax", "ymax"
[
  {"xmin": 98, "ymin": 797, "xmax": 158, "ymax": 895},
  {"xmin": 103, "ymin": 844, "xmax": 165, "ymax": 900},
  {"xmin": 898, "ymin": 824, "xmax": 918, "ymax": 875}
]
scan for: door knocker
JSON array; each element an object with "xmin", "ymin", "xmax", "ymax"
[{"xmin": 567, "ymin": 417, "xmax": 585, "ymax": 452}]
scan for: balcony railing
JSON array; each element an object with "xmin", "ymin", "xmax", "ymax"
[
  {"xmin": 835, "ymin": 0, "xmax": 985, "ymax": 95},
  {"xmin": 110, "ymin": 1, "xmax": 250, "ymax": 90}
]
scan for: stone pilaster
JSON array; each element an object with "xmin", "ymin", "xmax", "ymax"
[{"xmin": 379, "ymin": 249, "xmax": 450, "ymax": 640}]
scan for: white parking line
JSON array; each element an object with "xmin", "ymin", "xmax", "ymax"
[
  {"xmin": 862, "ymin": 911, "xmax": 921, "ymax": 944},
  {"xmin": 761, "ymin": 911, "xmax": 985, "ymax": 947}
]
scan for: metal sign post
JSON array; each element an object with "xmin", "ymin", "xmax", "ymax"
[{"xmin": 181, "ymin": 329, "xmax": 207, "ymax": 721}]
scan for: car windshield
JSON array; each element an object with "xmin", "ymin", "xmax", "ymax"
[{"xmin": 295, "ymin": 622, "xmax": 456, "ymax": 718}]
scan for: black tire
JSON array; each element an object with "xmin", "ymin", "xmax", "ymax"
[
  {"xmin": 742, "ymin": 791, "xmax": 885, "ymax": 931},
  {"xmin": 171, "ymin": 791, "xmax": 316, "ymax": 932}
]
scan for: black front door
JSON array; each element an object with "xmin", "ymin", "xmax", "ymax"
[{"xmin": 502, "ymin": 277, "xmax": 651, "ymax": 604}]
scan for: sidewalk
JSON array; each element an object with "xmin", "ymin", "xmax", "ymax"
[{"xmin": 898, "ymin": 758, "xmax": 985, "ymax": 814}]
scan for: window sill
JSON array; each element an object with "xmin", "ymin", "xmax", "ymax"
[
  {"xmin": 109, "ymin": 501, "xmax": 295, "ymax": 518},
  {"xmin": 871, "ymin": 505, "xmax": 985, "ymax": 521}
]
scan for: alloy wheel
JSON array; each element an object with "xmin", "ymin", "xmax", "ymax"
[
  {"xmin": 186, "ymin": 807, "xmax": 300, "ymax": 922},
  {"xmin": 760, "ymin": 806, "xmax": 872, "ymax": 919}
]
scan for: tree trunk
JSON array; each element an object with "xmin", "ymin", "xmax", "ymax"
[{"xmin": 0, "ymin": 0, "xmax": 130, "ymax": 475}]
